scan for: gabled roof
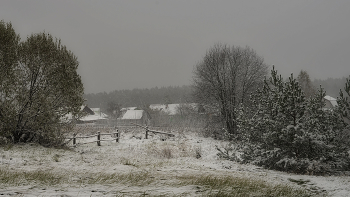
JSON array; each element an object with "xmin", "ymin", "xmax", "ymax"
[
  {"xmin": 78, "ymin": 106, "xmax": 108, "ymax": 121},
  {"xmin": 324, "ymin": 95, "xmax": 338, "ymax": 107},
  {"xmin": 81, "ymin": 105, "xmax": 94, "ymax": 115},
  {"xmin": 120, "ymin": 110, "xmax": 144, "ymax": 120}
]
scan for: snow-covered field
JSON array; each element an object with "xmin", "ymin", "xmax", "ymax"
[{"xmin": 0, "ymin": 128, "xmax": 349, "ymax": 196}]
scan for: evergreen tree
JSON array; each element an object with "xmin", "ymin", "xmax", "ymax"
[
  {"xmin": 338, "ymin": 77, "xmax": 350, "ymax": 120},
  {"xmin": 234, "ymin": 67, "xmax": 350, "ymax": 174}
]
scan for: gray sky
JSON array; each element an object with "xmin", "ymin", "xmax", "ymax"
[{"xmin": 1, "ymin": 0, "xmax": 350, "ymax": 93}]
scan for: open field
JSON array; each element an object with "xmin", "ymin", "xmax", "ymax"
[{"xmin": 1, "ymin": 128, "xmax": 349, "ymax": 196}]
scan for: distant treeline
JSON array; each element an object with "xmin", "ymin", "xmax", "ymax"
[
  {"xmin": 313, "ymin": 77, "xmax": 348, "ymax": 98},
  {"xmin": 84, "ymin": 85, "xmax": 195, "ymax": 110},
  {"xmin": 84, "ymin": 76, "xmax": 349, "ymax": 112}
]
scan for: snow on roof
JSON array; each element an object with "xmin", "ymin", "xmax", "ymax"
[
  {"xmin": 62, "ymin": 106, "xmax": 108, "ymax": 123},
  {"xmin": 77, "ymin": 106, "xmax": 108, "ymax": 121},
  {"xmin": 80, "ymin": 114, "xmax": 107, "ymax": 121},
  {"xmin": 324, "ymin": 95, "xmax": 338, "ymax": 107},
  {"xmin": 121, "ymin": 110, "xmax": 144, "ymax": 119}
]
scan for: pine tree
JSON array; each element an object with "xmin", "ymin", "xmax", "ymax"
[
  {"xmin": 238, "ymin": 67, "xmax": 350, "ymax": 174},
  {"xmin": 338, "ymin": 77, "xmax": 350, "ymax": 120},
  {"xmin": 250, "ymin": 66, "xmax": 306, "ymax": 144}
]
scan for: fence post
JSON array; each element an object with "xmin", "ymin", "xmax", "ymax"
[
  {"xmin": 97, "ymin": 131, "xmax": 101, "ymax": 146},
  {"xmin": 145, "ymin": 126, "xmax": 149, "ymax": 139},
  {"xmin": 73, "ymin": 133, "xmax": 76, "ymax": 145}
]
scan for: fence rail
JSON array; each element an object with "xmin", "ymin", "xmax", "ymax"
[
  {"xmin": 67, "ymin": 123, "xmax": 174, "ymax": 147},
  {"xmin": 66, "ymin": 130, "xmax": 119, "ymax": 147},
  {"xmin": 130, "ymin": 123, "xmax": 175, "ymax": 139}
]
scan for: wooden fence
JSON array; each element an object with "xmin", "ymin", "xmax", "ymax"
[
  {"xmin": 131, "ymin": 123, "xmax": 175, "ymax": 139},
  {"xmin": 66, "ymin": 129, "xmax": 119, "ymax": 147},
  {"xmin": 66, "ymin": 123, "xmax": 175, "ymax": 146}
]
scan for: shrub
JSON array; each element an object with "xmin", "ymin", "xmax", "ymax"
[{"xmin": 0, "ymin": 21, "xmax": 84, "ymax": 146}]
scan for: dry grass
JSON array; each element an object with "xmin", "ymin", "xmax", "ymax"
[
  {"xmin": 0, "ymin": 167, "xmax": 154, "ymax": 186},
  {"xmin": 0, "ymin": 167, "xmax": 66, "ymax": 186},
  {"xmin": 0, "ymin": 167, "xmax": 313, "ymax": 197},
  {"xmin": 178, "ymin": 174, "xmax": 313, "ymax": 197}
]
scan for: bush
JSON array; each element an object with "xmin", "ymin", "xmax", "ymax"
[{"xmin": 0, "ymin": 21, "xmax": 84, "ymax": 146}]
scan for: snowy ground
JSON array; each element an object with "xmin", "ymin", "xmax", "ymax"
[{"xmin": 0, "ymin": 128, "xmax": 349, "ymax": 196}]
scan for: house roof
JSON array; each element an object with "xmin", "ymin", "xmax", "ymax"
[
  {"xmin": 90, "ymin": 108, "xmax": 108, "ymax": 118},
  {"xmin": 81, "ymin": 105, "xmax": 94, "ymax": 115},
  {"xmin": 324, "ymin": 95, "xmax": 338, "ymax": 107},
  {"xmin": 80, "ymin": 114, "xmax": 107, "ymax": 121},
  {"xmin": 77, "ymin": 106, "xmax": 108, "ymax": 121},
  {"xmin": 121, "ymin": 110, "xmax": 144, "ymax": 119}
]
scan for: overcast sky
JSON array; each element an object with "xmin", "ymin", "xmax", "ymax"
[{"xmin": 1, "ymin": 0, "xmax": 350, "ymax": 93}]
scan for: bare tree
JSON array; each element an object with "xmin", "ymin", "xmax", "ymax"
[{"xmin": 192, "ymin": 44, "xmax": 268, "ymax": 135}]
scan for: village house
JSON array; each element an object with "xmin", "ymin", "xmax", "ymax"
[
  {"xmin": 65, "ymin": 105, "xmax": 108, "ymax": 124},
  {"xmin": 117, "ymin": 109, "xmax": 150, "ymax": 126}
]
